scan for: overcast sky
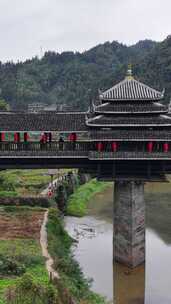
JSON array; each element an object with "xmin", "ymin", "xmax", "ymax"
[{"xmin": 0, "ymin": 0, "xmax": 170, "ymax": 62}]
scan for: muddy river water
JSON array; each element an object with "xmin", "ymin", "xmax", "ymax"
[{"xmin": 65, "ymin": 183, "xmax": 171, "ymax": 303}]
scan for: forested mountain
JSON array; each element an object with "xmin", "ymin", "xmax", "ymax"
[{"xmin": 0, "ymin": 36, "xmax": 170, "ymax": 111}]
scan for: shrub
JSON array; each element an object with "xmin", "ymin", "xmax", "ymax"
[
  {"xmin": 5, "ymin": 274, "xmax": 59, "ymax": 304},
  {"xmin": 0, "ymin": 172, "xmax": 21, "ymax": 191},
  {"xmin": 0, "ymin": 255, "xmax": 26, "ymax": 276}
]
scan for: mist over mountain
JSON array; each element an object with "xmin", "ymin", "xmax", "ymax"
[{"xmin": 0, "ymin": 36, "xmax": 170, "ymax": 110}]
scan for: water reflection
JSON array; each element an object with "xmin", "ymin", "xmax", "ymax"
[
  {"xmin": 65, "ymin": 185, "xmax": 171, "ymax": 303},
  {"xmin": 113, "ymin": 262, "xmax": 145, "ymax": 304},
  {"xmin": 145, "ymin": 229, "xmax": 171, "ymax": 304},
  {"xmin": 65, "ymin": 216, "xmax": 113, "ymax": 301}
]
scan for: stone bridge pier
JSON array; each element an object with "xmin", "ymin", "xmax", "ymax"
[{"xmin": 113, "ymin": 181, "xmax": 145, "ymax": 268}]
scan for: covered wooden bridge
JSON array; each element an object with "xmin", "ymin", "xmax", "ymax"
[
  {"xmin": 1, "ymin": 69, "xmax": 171, "ymax": 268},
  {"xmin": 0, "ymin": 69, "xmax": 171, "ymax": 178}
]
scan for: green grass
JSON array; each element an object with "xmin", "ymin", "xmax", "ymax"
[
  {"xmin": 0, "ymin": 191, "xmax": 18, "ymax": 197},
  {"xmin": 67, "ymin": 179, "xmax": 111, "ymax": 217},
  {"xmin": 4, "ymin": 273, "xmax": 59, "ymax": 304},
  {"xmin": 26, "ymin": 265, "xmax": 49, "ymax": 286},
  {"xmin": 2, "ymin": 206, "xmax": 45, "ymax": 213},
  {"xmin": 0, "ymin": 239, "xmax": 43, "ymax": 262},
  {"xmin": 0, "ymin": 278, "xmax": 15, "ymax": 303},
  {"xmin": 0, "ymin": 238, "xmax": 49, "ymax": 303}
]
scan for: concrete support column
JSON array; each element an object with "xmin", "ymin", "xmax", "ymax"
[{"xmin": 114, "ymin": 181, "xmax": 145, "ymax": 268}]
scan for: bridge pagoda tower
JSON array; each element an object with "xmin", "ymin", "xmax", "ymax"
[{"xmin": 86, "ymin": 68, "xmax": 169, "ymax": 267}]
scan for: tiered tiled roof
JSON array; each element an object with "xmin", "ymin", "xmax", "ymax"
[
  {"xmin": 86, "ymin": 115, "xmax": 171, "ymax": 127},
  {"xmin": 86, "ymin": 70, "xmax": 171, "ymax": 130},
  {"xmin": 89, "ymin": 130, "xmax": 171, "ymax": 141},
  {"xmin": 94, "ymin": 102, "xmax": 168, "ymax": 114},
  {"xmin": 100, "ymin": 77, "xmax": 164, "ymax": 101}
]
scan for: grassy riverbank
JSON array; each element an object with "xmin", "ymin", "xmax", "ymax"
[
  {"xmin": 67, "ymin": 179, "xmax": 111, "ymax": 217},
  {"xmin": 47, "ymin": 208, "xmax": 107, "ymax": 304}
]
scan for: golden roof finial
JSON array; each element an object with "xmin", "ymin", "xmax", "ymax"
[{"xmin": 126, "ymin": 64, "xmax": 134, "ymax": 80}]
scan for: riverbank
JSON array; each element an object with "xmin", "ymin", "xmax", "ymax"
[
  {"xmin": 47, "ymin": 208, "xmax": 108, "ymax": 304},
  {"xmin": 67, "ymin": 179, "xmax": 111, "ymax": 217}
]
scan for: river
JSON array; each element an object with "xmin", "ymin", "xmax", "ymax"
[{"xmin": 65, "ymin": 183, "xmax": 171, "ymax": 303}]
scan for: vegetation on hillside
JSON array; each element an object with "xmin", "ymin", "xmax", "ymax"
[
  {"xmin": 0, "ymin": 99, "xmax": 10, "ymax": 111},
  {"xmin": 0, "ymin": 36, "xmax": 171, "ymax": 110}
]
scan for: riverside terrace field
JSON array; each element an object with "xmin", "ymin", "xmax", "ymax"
[
  {"xmin": 0, "ymin": 206, "xmax": 49, "ymax": 304},
  {"xmin": 0, "ymin": 170, "xmax": 108, "ymax": 304},
  {"xmin": 0, "ymin": 208, "xmax": 108, "ymax": 304},
  {"xmin": 0, "ymin": 169, "xmax": 71, "ymax": 198},
  {"xmin": 0, "ymin": 169, "xmax": 53, "ymax": 197}
]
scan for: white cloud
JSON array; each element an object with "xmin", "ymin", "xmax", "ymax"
[{"xmin": 0, "ymin": 0, "xmax": 170, "ymax": 62}]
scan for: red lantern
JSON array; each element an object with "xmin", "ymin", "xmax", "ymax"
[
  {"xmin": 0, "ymin": 132, "xmax": 5, "ymax": 141},
  {"xmin": 69, "ymin": 133, "xmax": 73, "ymax": 141},
  {"xmin": 163, "ymin": 143, "xmax": 169, "ymax": 153},
  {"xmin": 147, "ymin": 142, "xmax": 153, "ymax": 153},
  {"xmin": 44, "ymin": 133, "xmax": 48, "ymax": 142},
  {"xmin": 48, "ymin": 190, "xmax": 53, "ymax": 198},
  {"xmin": 49, "ymin": 132, "xmax": 52, "ymax": 142},
  {"xmin": 40, "ymin": 133, "xmax": 47, "ymax": 144},
  {"xmin": 14, "ymin": 133, "xmax": 18, "ymax": 143},
  {"xmin": 73, "ymin": 133, "xmax": 77, "ymax": 141},
  {"xmin": 111, "ymin": 142, "xmax": 118, "ymax": 152},
  {"xmin": 24, "ymin": 132, "xmax": 29, "ymax": 142},
  {"xmin": 69, "ymin": 133, "xmax": 77, "ymax": 142},
  {"xmin": 96, "ymin": 142, "xmax": 104, "ymax": 152},
  {"xmin": 17, "ymin": 132, "xmax": 20, "ymax": 142}
]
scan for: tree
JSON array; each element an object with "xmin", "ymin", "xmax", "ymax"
[
  {"xmin": 0, "ymin": 36, "xmax": 171, "ymax": 110},
  {"xmin": 0, "ymin": 98, "xmax": 10, "ymax": 111}
]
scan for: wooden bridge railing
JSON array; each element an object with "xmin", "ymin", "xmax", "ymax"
[
  {"xmin": 0, "ymin": 142, "xmax": 90, "ymax": 152},
  {"xmin": 89, "ymin": 151, "xmax": 171, "ymax": 160},
  {"xmin": 0, "ymin": 142, "xmax": 170, "ymax": 154}
]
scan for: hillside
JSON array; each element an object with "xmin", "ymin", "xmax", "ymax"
[{"xmin": 0, "ymin": 36, "xmax": 170, "ymax": 111}]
